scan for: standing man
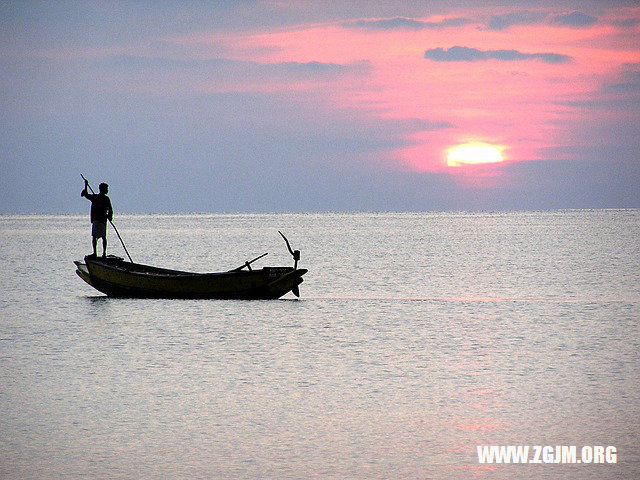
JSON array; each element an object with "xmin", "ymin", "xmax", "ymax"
[{"xmin": 81, "ymin": 179, "xmax": 113, "ymax": 257}]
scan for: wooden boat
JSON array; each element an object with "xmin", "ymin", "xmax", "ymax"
[
  {"xmin": 75, "ymin": 229, "xmax": 307, "ymax": 299},
  {"xmin": 75, "ymin": 255, "xmax": 307, "ymax": 299}
]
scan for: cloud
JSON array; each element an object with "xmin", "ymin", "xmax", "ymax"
[
  {"xmin": 100, "ymin": 54, "xmax": 368, "ymax": 78},
  {"xmin": 611, "ymin": 18, "xmax": 639, "ymax": 28},
  {"xmin": 487, "ymin": 11, "xmax": 547, "ymax": 31},
  {"xmin": 61, "ymin": 54, "xmax": 372, "ymax": 97},
  {"xmin": 551, "ymin": 11, "xmax": 598, "ymax": 28},
  {"xmin": 559, "ymin": 98, "xmax": 640, "ymax": 110},
  {"xmin": 275, "ymin": 60, "xmax": 371, "ymax": 78},
  {"xmin": 412, "ymin": 118, "xmax": 454, "ymax": 131},
  {"xmin": 424, "ymin": 46, "xmax": 572, "ymax": 64},
  {"xmin": 486, "ymin": 10, "xmax": 600, "ymax": 31},
  {"xmin": 345, "ymin": 16, "xmax": 472, "ymax": 31},
  {"xmin": 604, "ymin": 68, "xmax": 640, "ymax": 93},
  {"xmin": 559, "ymin": 66, "xmax": 640, "ymax": 111},
  {"xmin": 388, "ymin": 118, "xmax": 454, "ymax": 134}
]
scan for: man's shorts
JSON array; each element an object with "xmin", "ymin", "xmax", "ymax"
[{"xmin": 91, "ymin": 221, "xmax": 107, "ymax": 239}]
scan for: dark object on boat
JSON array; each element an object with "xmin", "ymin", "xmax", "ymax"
[{"xmin": 74, "ymin": 234, "xmax": 307, "ymax": 299}]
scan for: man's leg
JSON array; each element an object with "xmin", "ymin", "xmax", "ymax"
[
  {"xmin": 102, "ymin": 237, "xmax": 107, "ymax": 257},
  {"xmin": 92, "ymin": 236, "xmax": 97, "ymax": 257}
]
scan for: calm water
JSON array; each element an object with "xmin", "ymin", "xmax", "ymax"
[{"xmin": 1, "ymin": 211, "xmax": 639, "ymax": 479}]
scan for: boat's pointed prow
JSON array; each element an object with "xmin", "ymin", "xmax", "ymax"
[{"xmin": 74, "ymin": 260, "xmax": 93, "ymax": 287}]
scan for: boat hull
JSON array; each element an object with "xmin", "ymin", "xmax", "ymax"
[{"xmin": 75, "ymin": 256, "xmax": 306, "ymax": 299}]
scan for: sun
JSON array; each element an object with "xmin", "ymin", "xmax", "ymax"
[{"xmin": 446, "ymin": 142, "xmax": 505, "ymax": 167}]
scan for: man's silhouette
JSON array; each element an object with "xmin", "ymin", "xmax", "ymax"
[{"xmin": 81, "ymin": 180, "xmax": 113, "ymax": 257}]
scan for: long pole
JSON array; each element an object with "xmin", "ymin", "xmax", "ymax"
[{"xmin": 81, "ymin": 174, "xmax": 133, "ymax": 263}]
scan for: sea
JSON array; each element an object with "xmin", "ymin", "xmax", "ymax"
[{"xmin": 0, "ymin": 210, "xmax": 638, "ymax": 479}]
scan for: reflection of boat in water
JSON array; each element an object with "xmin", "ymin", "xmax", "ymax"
[{"xmin": 74, "ymin": 232, "xmax": 306, "ymax": 299}]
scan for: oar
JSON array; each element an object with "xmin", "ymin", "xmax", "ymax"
[
  {"xmin": 230, "ymin": 252, "xmax": 268, "ymax": 272},
  {"xmin": 81, "ymin": 174, "xmax": 133, "ymax": 263}
]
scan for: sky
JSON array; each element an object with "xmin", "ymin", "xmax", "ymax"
[{"xmin": 1, "ymin": 0, "xmax": 639, "ymax": 213}]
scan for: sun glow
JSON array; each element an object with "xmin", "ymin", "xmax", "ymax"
[{"xmin": 446, "ymin": 142, "xmax": 505, "ymax": 167}]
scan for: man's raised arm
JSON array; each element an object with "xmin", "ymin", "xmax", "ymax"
[{"xmin": 81, "ymin": 179, "xmax": 89, "ymax": 198}]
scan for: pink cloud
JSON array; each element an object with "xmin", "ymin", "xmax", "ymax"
[{"xmin": 188, "ymin": 9, "xmax": 635, "ymax": 180}]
